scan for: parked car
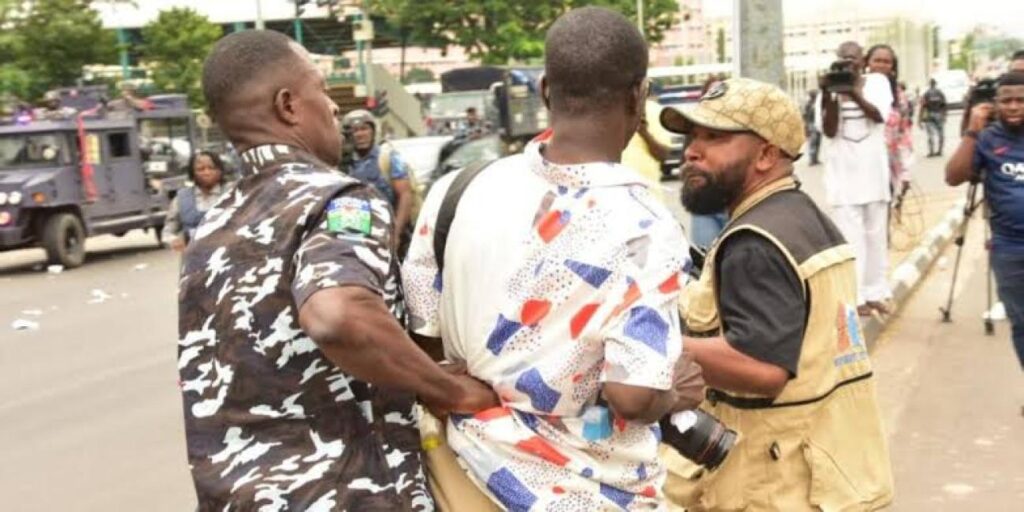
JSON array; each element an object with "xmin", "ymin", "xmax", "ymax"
[{"xmin": 387, "ymin": 135, "xmax": 454, "ymax": 187}]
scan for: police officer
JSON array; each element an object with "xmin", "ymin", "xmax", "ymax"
[
  {"xmin": 178, "ymin": 30, "xmax": 497, "ymax": 510},
  {"xmin": 342, "ymin": 109, "xmax": 416, "ymax": 249},
  {"xmin": 660, "ymin": 78, "xmax": 894, "ymax": 510}
]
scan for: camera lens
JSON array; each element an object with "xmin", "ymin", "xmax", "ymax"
[{"xmin": 660, "ymin": 409, "xmax": 737, "ymax": 470}]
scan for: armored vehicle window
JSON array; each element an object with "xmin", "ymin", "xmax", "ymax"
[
  {"xmin": 107, "ymin": 132, "xmax": 131, "ymax": 159},
  {"xmin": 0, "ymin": 133, "xmax": 70, "ymax": 168}
]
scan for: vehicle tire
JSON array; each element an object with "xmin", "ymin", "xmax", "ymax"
[{"xmin": 42, "ymin": 213, "xmax": 87, "ymax": 268}]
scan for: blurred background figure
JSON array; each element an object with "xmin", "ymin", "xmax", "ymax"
[{"xmin": 162, "ymin": 150, "xmax": 227, "ymax": 252}]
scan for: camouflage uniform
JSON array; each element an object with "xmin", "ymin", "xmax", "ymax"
[{"xmin": 177, "ymin": 144, "xmax": 432, "ymax": 511}]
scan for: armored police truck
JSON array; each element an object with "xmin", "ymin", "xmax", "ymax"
[{"xmin": 0, "ymin": 87, "xmax": 195, "ymax": 268}]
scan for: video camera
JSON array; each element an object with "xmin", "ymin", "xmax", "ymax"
[
  {"xmin": 969, "ymin": 78, "xmax": 999, "ymax": 105},
  {"xmin": 822, "ymin": 60, "xmax": 859, "ymax": 94}
]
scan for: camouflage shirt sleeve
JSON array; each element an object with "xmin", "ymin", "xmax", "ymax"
[{"xmin": 292, "ymin": 184, "xmax": 396, "ymax": 309}]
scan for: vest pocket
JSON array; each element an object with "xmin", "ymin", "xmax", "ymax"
[{"xmin": 802, "ymin": 439, "xmax": 867, "ymax": 511}]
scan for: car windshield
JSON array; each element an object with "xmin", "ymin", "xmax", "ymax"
[
  {"xmin": 443, "ymin": 135, "xmax": 503, "ymax": 171},
  {"xmin": 389, "ymin": 136, "xmax": 453, "ymax": 183},
  {"xmin": 0, "ymin": 133, "xmax": 70, "ymax": 169},
  {"xmin": 429, "ymin": 92, "xmax": 489, "ymax": 118}
]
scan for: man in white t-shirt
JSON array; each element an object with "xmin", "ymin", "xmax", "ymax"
[
  {"xmin": 816, "ymin": 41, "xmax": 894, "ymax": 315},
  {"xmin": 403, "ymin": 7, "xmax": 699, "ymax": 510}
]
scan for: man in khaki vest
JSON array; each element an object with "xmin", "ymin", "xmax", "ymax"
[{"xmin": 658, "ymin": 78, "xmax": 894, "ymax": 511}]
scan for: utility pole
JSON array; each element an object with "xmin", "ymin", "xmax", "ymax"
[
  {"xmin": 636, "ymin": 0, "xmax": 644, "ymax": 34},
  {"xmin": 294, "ymin": 1, "xmax": 304, "ymax": 46},
  {"xmin": 733, "ymin": 0, "xmax": 785, "ymax": 88},
  {"xmin": 255, "ymin": 0, "xmax": 265, "ymax": 30}
]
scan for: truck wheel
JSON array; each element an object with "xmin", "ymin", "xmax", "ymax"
[{"xmin": 42, "ymin": 213, "xmax": 87, "ymax": 268}]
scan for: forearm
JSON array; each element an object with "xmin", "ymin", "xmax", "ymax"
[
  {"xmin": 640, "ymin": 129, "xmax": 671, "ymax": 162},
  {"xmin": 300, "ymin": 287, "xmax": 463, "ymax": 406},
  {"xmin": 603, "ymin": 382, "xmax": 677, "ymax": 424},
  {"xmin": 945, "ymin": 137, "xmax": 977, "ymax": 186},
  {"xmin": 393, "ymin": 191, "xmax": 413, "ymax": 235},
  {"xmin": 822, "ymin": 93, "xmax": 839, "ymax": 138},
  {"xmin": 684, "ymin": 336, "xmax": 786, "ymax": 397},
  {"xmin": 851, "ymin": 93, "xmax": 884, "ymax": 123}
]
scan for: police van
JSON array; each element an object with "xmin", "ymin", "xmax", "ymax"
[{"xmin": 0, "ymin": 87, "xmax": 195, "ymax": 268}]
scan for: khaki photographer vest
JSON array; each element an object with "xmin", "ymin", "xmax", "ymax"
[{"xmin": 669, "ymin": 177, "xmax": 894, "ymax": 511}]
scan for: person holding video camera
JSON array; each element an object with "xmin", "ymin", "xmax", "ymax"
[
  {"xmin": 817, "ymin": 41, "xmax": 894, "ymax": 317},
  {"xmin": 660, "ymin": 77, "xmax": 893, "ymax": 511},
  {"xmin": 946, "ymin": 71, "xmax": 1024, "ymax": 369}
]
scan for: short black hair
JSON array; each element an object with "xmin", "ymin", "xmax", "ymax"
[
  {"xmin": 1012, "ymin": 49, "xmax": 1024, "ymax": 61},
  {"xmin": 187, "ymin": 150, "xmax": 227, "ymax": 183},
  {"xmin": 544, "ymin": 7, "xmax": 647, "ymax": 116},
  {"xmin": 998, "ymin": 71, "xmax": 1024, "ymax": 88},
  {"xmin": 202, "ymin": 30, "xmax": 300, "ymax": 119}
]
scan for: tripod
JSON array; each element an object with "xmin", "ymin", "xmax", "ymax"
[{"xmin": 939, "ymin": 181, "xmax": 996, "ymax": 335}]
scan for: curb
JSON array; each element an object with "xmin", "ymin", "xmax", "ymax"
[{"xmin": 863, "ymin": 199, "xmax": 968, "ymax": 351}]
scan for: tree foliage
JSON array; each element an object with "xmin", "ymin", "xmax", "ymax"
[
  {"xmin": 140, "ymin": 7, "xmax": 222, "ymax": 106},
  {"xmin": 370, "ymin": 0, "xmax": 678, "ymax": 65},
  {"xmin": 3, "ymin": 0, "xmax": 118, "ymax": 99}
]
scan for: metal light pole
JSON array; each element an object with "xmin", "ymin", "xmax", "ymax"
[
  {"xmin": 255, "ymin": 0, "xmax": 265, "ymax": 30},
  {"xmin": 733, "ymin": 0, "xmax": 785, "ymax": 87},
  {"xmin": 636, "ymin": 0, "xmax": 644, "ymax": 34}
]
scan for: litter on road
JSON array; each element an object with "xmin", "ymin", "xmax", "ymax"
[
  {"xmin": 11, "ymin": 319, "xmax": 40, "ymax": 331},
  {"xmin": 47, "ymin": 265, "xmax": 64, "ymax": 274},
  {"xmin": 88, "ymin": 289, "xmax": 113, "ymax": 304}
]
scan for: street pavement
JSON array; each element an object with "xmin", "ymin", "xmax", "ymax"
[{"xmin": 2, "ymin": 114, "xmax": 1021, "ymax": 511}]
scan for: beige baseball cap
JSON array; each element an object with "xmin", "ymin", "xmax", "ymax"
[{"xmin": 660, "ymin": 77, "xmax": 806, "ymax": 160}]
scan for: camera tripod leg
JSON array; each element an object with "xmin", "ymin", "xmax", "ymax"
[
  {"xmin": 940, "ymin": 223, "xmax": 970, "ymax": 323},
  {"xmin": 940, "ymin": 184, "xmax": 981, "ymax": 323},
  {"xmin": 985, "ymin": 225, "xmax": 996, "ymax": 336}
]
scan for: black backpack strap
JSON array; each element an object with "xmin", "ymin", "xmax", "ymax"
[{"xmin": 433, "ymin": 159, "xmax": 494, "ymax": 274}]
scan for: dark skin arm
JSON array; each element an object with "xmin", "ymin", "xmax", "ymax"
[
  {"xmin": 682, "ymin": 336, "xmax": 789, "ymax": 397},
  {"xmin": 638, "ymin": 119, "xmax": 671, "ymax": 162},
  {"xmin": 603, "ymin": 382, "xmax": 678, "ymax": 424},
  {"xmin": 945, "ymin": 103, "xmax": 992, "ymax": 186},
  {"xmin": 391, "ymin": 178, "xmax": 414, "ymax": 242},
  {"xmin": 820, "ymin": 76, "xmax": 884, "ymax": 137},
  {"xmin": 298, "ymin": 286, "xmax": 499, "ymax": 414},
  {"xmin": 820, "ymin": 84, "xmax": 840, "ymax": 138}
]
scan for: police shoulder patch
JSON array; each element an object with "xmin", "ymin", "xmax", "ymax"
[{"xmin": 326, "ymin": 196, "xmax": 372, "ymax": 235}]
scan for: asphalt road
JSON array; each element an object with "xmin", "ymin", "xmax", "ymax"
[{"xmin": 4, "ymin": 112, "xmax": 1018, "ymax": 511}]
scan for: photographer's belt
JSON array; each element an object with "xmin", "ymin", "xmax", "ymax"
[{"xmin": 705, "ymin": 372, "xmax": 873, "ymax": 410}]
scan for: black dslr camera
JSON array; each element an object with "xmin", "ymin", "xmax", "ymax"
[{"xmin": 823, "ymin": 60, "xmax": 859, "ymax": 94}]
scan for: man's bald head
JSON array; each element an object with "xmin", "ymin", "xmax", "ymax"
[
  {"xmin": 544, "ymin": 7, "xmax": 648, "ymax": 116},
  {"xmin": 202, "ymin": 30, "xmax": 304, "ymax": 122}
]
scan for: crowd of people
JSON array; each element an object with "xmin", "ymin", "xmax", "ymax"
[{"xmin": 165, "ymin": 6, "xmax": 1024, "ymax": 511}]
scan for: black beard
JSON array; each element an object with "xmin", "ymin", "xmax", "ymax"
[{"xmin": 679, "ymin": 163, "xmax": 746, "ymax": 215}]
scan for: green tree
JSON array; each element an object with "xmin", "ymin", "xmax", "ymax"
[
  {"xmin": 141, "ymin": 7, "xmax": 222, "ymax": 106},
  {"xmin": 370, "ymin": 0, "xmax": 678, "ymax": 65},
  {"xmin": 403, "ymin": 67, "xmax": 435, "ymax": 84},
  {"xmin": 13, "ymin": 0, "xmax": 118, "ymax": 98}
]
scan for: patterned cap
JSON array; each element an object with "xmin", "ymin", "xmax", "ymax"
[{"xmin": 660, "ymin": 78, "xmax": 806, "ymax": 160}]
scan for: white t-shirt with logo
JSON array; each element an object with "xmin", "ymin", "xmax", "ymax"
[{"xmin": 815, "ymin": 72, "xmax": 894, "ymax": 206}]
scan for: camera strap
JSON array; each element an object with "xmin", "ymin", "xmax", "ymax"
[
  {"xmin": 705, "ymin": 372, "xmax": 873, "ymax": 410},
  {"xmin": 433, "ymin": 159, "xmax": 496, "ymax": 274}
]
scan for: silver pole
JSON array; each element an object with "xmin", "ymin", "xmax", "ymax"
[{"xmin": 255, "ymin": 0, "xmax": 265, "ymax": 30}]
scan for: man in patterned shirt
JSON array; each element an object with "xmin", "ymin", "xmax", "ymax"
[
  {"xmin": 403, "ymin": 8, "xmax": 695, "ymax": 510},
  {"xmin": 177, "ymin": 30, "xmax": 497, "ymax": 511}
]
